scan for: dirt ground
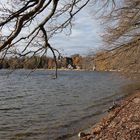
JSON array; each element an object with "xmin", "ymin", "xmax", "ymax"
[{"xmin": 79, "ymin": 91, "xmax": 140, "ymax": 140}]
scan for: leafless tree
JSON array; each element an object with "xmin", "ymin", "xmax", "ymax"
[
  {"xmin": 100, "ymin": 0, "xmax": 140, "ymax": 48},
  {"xmin": 1, "ymin": 0, "xmax": 139, "ymax": 75},
  {"xmin": 90, "ymin": 0, "xmax": 140, "ymax": 73},
  {"xmin": 0, "ymin": 0, "xmax": 95, "ymax": 77}
]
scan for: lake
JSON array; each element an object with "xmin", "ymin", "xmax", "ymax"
[{"xmin": 0, "ymin": 70, "xmax": 130, "ymax": 140}]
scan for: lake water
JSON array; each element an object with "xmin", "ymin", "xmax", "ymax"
[{"xmin": 0, "ymin": 70, "xmax": 130, "ymax": 140}]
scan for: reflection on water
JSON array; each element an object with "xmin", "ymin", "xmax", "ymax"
[{"xmin": 0, "ymin": 70, "xmax": 130, "ymax": 140}]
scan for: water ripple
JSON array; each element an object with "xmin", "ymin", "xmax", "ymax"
[{"xmin": 0, "ymin": 70, "xmax": 131, "ymax": 140}]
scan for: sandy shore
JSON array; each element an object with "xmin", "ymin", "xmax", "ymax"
[{"xmin": 79, "ymin": 91, "xmax": 140, "ymax": 140}]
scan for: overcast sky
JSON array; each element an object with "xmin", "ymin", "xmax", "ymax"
[
  {"xmin": 0, "ymin": 0, "xmax": 103, "ymax": 57},
  {"xmin": 49, "ymin": 8, "xmax": 103, "ymax": 56}
]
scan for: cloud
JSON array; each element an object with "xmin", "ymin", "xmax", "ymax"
[
  {"xmin": 0, "ymin": 1, "xmax": 103, "ymax": 57},
  {"xmin": 50, "ymin": 8, "xmax": 103, "ymax": 56}
]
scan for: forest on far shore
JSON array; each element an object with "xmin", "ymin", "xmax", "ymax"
[
  {"xmin": 1, "ymin": 38, "xmax": 140, "ymax": 73},
  {"xmin": 0, "ymin": 54, "xmax": 94, "ymax": 70}
]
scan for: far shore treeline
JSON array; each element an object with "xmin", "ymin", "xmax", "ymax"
[
  {"xmin": 0, "ymin": 54, "xmax": 94, "ymax": 70},
  {"xmin": 1, "ymin": 41, "xmax": 140, "ymax": 72}
]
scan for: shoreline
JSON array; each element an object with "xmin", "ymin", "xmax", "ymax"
[
  {"xmin": 1, "ymin": 68, "xmax": 140, "ymax": 74},
  {"xmin": 78, "ymin": 90, "xmax": 140, "ymax": 140}
]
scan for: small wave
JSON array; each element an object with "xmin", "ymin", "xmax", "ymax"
[
  {"xmin": 70, "ymin": 111, "xmax": 103, "ymax": 126},
  {"xmin": 0, "ymin": 107, "xmax": 21, "ymax": 111},
  {"xmin": 0, "ymin": 126, "xmax": 13, "ymax": 131},
  {"xmin": 79, "ymin": 110, "xmax": 103, "ymax": 121},
  {"xmin": 0, "ymin": 94, "xmax": 32, "ymax": 101},
  {"xmin": 84, "ymin": 93, "xmax": 123, "ymax": 111},
  {"xmin": 84, "ymin": 99, "xmax": 114, "ymax": 111},
  {"xmin": 55, "ymin": 133, "xmax": 73, "ymax": 140},
  {"xmin": 55, "ymin": 110, "xmax": 103, "ymax": 130},
  {"xmin": 12, "ymin": 131, "xmax": 43, "ymax": 139},
  {"xmin": 56, "ymin": 103, "xmax": 72, "ymax": 107}
]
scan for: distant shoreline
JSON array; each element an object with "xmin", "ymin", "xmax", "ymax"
[
  {"xmin": 0, "ymin": 68, "xmax": 125, "ymax": 71},
  {"xmin": 0, "ymin": 68, "xmax": 90, "ymax": 71}
]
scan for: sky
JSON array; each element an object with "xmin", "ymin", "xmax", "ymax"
[
  {"xmin": 49, "ymin": 8, "xmax": 103, "ymax": 56},
  {"xmin": 0, "ymin": 0, "xmax": 103, "ymax": 57}
]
